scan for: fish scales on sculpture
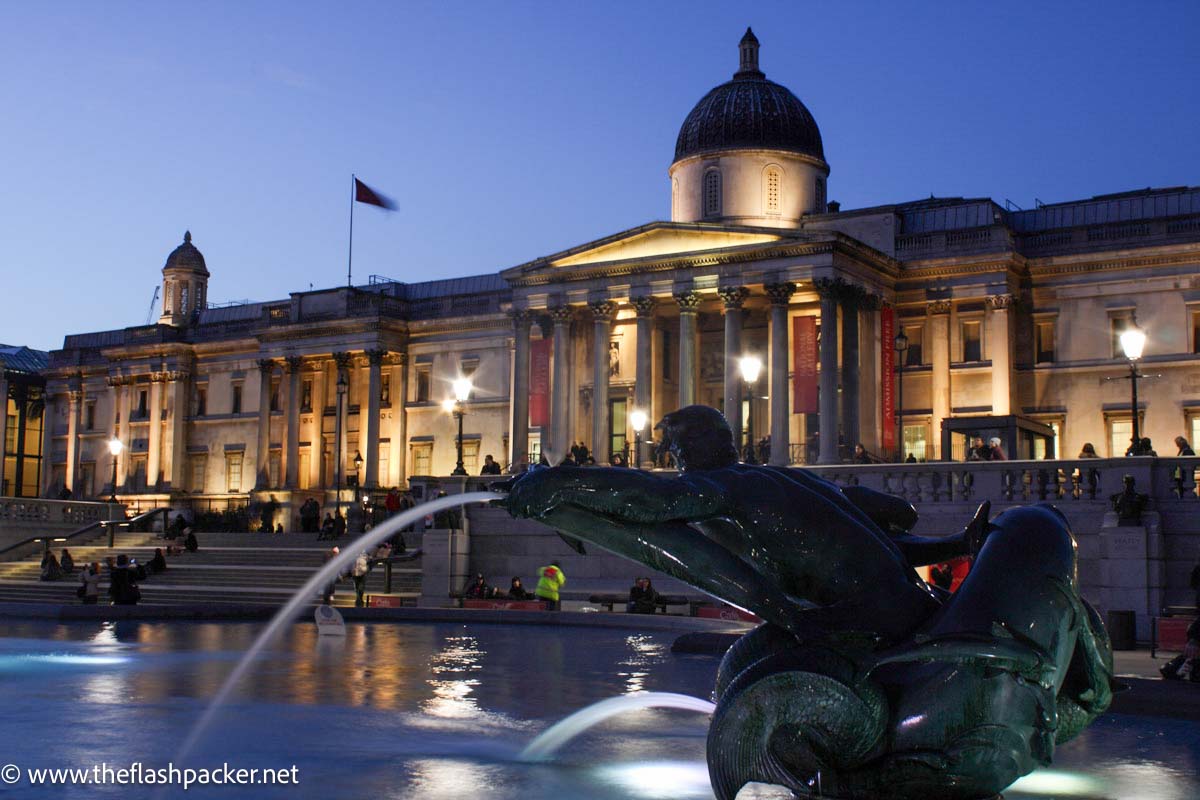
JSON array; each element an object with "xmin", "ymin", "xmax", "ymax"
[{"xmin": 496, "ymin": 405, "xmax": 1117, "ymax": 800}]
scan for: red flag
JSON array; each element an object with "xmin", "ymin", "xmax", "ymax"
[
  {"xmin": 881, "ymin": 305, "xmax": 896, "ymax": 452},
  {"xmin": 792, "ymin": 316, "xmax": 818, "ymax": 414},
  {"xmin": 354, "ymin": 178, "xmax": 395, "ymax": 210},
  {"xmin": 529, "ymin": 338, "xmax": 551, "ymax": 428}
]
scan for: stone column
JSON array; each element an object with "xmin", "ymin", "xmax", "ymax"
[
  {"xmin": 309, "ymin": 363, "xmax": 326, "ymax": 489},
  {"xmin": 117, "ymin": 379, "xmax": 133, "ymax": 488},
  {"xmin": 165, "ymin": 370, "xmax": 189, "ymax": 490},
  {"xmin": 858, "ymin": 294, "xmax": 881, "ymax": 455},
  {"xmin": 589, "ymin": 301, "xmax": 616, "ymax": 460},
  {"xmin": 929, "ymin": 300, "xmax": 951, "ymax": 459},
  {"xmin": 509, "ymin": 310, "xmax": 531, "ymax": 470},
  {"xmin": 765, "ymin": 282, "xmax": 795, "ymax": 466},
  {"xmin": 101, "ymin": 376, "xmax": 120, "ymax": 496},
  {"xmin": 147, "ymin": 373, "xmax": 165, "ymax": 490},
  {"xmin": 840, "ymin": 286, "xmax": 862, "ymax": 451},
  {"xmin": 0, "ymin": 373, "xmax": 9, "ymax": 494},
  {"xmin": 364, "ymin": 350, "xmax": 384, "ymax": 488},
  {"xmin": 255, "ymin": 359, "xmax": 274, "ymax": 489},
  {"xmin": 284, "ymin": 356, "xmax": 303, "ymax": 488},
  {"xmin": 719, "ymin": 286, "xmax": 749, "ymax": 450},
  {"xmin": 675, "ymin": 292, "xmax": 700, "ymax": 407},
  {"xmin": 988, "ymin": 294, "xmax": 1013, "ymax": 416},
  {"xmin": 65, "ymin": 380, "xmax": 82, "ymax": 496},
  {"xmin": 388, "ymin": 354, "xmax": 407, "ymax": 485},
  {"xmin": 815, "ymin": 279, "xmax": 840, "ymax": 464},
  {"xmin": 549, "ymin": 305, "xmax": 572, "ymax": 462},
  {"xmin": 632, "ymin": 296, "xmax": 655, "ymax": 467},
  {"xmin": 334, "ymin": 352, "xmax": 353, "ymax": 486}
]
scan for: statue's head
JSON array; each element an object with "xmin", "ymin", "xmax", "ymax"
[{"xmin": 655, "ymin": 405, "xmax": 738, "ymax": 471}]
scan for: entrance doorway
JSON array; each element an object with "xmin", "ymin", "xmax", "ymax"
[{"xmin": 608, "ymin": 398, "xmax": 626, "ymax": 465}]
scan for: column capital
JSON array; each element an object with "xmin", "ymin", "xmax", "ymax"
[
  {"xmin": 718, "ymin": 286, "xmax": 749, "ymax": 310},
  {"xmin": 986, "ymin": 293, "xmax": 1013, "ymax": 311},
  {"xmin": 332, "ymin": 351, "xmax": 353, "ymax": 371},
  {"xmin": 839, "ymin": 283, "xmax": 867, "ymax": 307},
  {"xmin": 859, "ymin": 293, "xmax": 882, "ymax": 312},
  {"xmin": 149, "ymin": 371, "xmax": 170, "ymax": 383},
  {"xmin": 164, "ymin": 370, "xmax": 190, "ymax": 382},
  {"xmin": 763, "ymin": 282, "xmax": 796, "ymax": 307},
  {"xmin": 284, "ymin": 356, "xmax": 304, "ymax": 373},
  {"xmin": 673, "ymin": 291, "xmax": 701, "ymax": 313},
  {"xmin": 549, "ymin": 305, "xmax": 574, "ymax": 325},
  {"xmin": 257, "ymin": 358, "xmax": 276, "ymax": 374},
  {"xmin": 508, "ymin": 308, "xmax": 532, "ymax": 328},
  {"xmin": 813, "ymin": 277, "xmax": 845, "ymax": 300},
  {"xmin": 365, "ymin": 349, "xmax": 386, "ymax": 367},
  {"xmin": 926, "ymin": 299, "xmax": 952, "ymax": 315},
  {"xmin": 388, "ymin": 352, "xmax": 408, "ymax": 367},
  {"xmin": 67, "ymin": 389, "xmax": 84, "ymax": 404},
  {"xmin": 631, "ymin": 296, "xmax": 656, "ymax": 317},
  {"xmin": 588, "ymin": 300, "xmax": 617, "ymax": 321}
]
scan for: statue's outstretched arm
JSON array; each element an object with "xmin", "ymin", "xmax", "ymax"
[
  {"xmin": 500, "ymin": 466, "xmax": 726, "ymax": 524},
  {"xmin": 887, "ymin": 502, "xmax": 992, "ymax": 567}
]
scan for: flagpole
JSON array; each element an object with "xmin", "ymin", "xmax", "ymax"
[{"xmin": 347, "ymin": 173, "xmax": 355, "ymax": 288}]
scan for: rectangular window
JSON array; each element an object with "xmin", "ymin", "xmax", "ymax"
[
  {"xmin": 226, "ymin": 453, "xmax": 243, "ymax": 493},
  {"xmin": 1109, "ymin": 418, "xmax": 1132, "ymax": 458},
  {"xmin": 85, "ymin": 401, "xmax": 96, "ymax": 431},
  {"xmin": 411, "ymin": 443, "xmax": 432, "ymax": 476},
  {"xmin": 462, "ymin": 440, "xmax": 480, "ymax": 474},
  {"xmin": 5, "ymin": 414, "xmax": 15, "ymax": 453},
  {"xmin": 79, "ymin": 463, "xmax": 95, "ymax": 497},
  {"xmin": 961, "ymin": 320, "xmax": 982, "ymax": 362},
  {"xmin": 415, "ymin": 366, "xmax": 431, "ymax": 403},
  {"xmin": 903, "ymin": 423, "xmax": 927, "ymax": 462},
  {"xmin": 380, "ymin": 374, "xmax": 391, "ymax": 406},
  {"xmin": 268, "ymin": 451, "xmax": 281, "ymax": 488},
  {"xmin": 661, "ymin": 330, "xmax": 672, "ymax": 380},
  {"xmin": 301, "ymin": 379, "xmax": 313, "ymax": 412},
  {"xmin": 378, "ymin": 443, "xmax": 389, "ymax": 486},
  {"xmin": 195, "ymin": 387, "xmax": 207, "ymax": 417},
  {"xmin": 137, "ymin": 390, "xmax": 148, "ymax": 419},
  {"xmin": 270, "ymin": 378, "xmax": 281, "ymax": 412},
  {"xmin": 1110, "ymin": 315, "xmax": 1132, "ymax": 358},
  {"xmin": 131, "ymin": 457, "xmax": 147, "ymax": 492},
  {"xmin": 1192, "ymin": 416, "xmax": 1200, "ymax": 451},
  {"xmin": 1192, "ymin": 310, "xmax": 1200, "ymax": 354},
  {"xmin": 1035, "ymin": 321, "xmax": 1055, "ymax": 364},
  {"xmin": 189, "ymin": 454, "xmax": 207, "ymax": 493},
  {"xmin": 609, "ymin": 398, "xmax": 627, "ymax": 463},
  {"xmin": 232, "ymin": 385, "xmax": 243, "ymax": 414},
  {"xmin": 903, "ymin": 324, "xmax": 924, "ymax": 366}
]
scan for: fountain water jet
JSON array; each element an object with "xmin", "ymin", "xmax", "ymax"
[
  {"xmin": 175, "ymin": 490, "xmax": 499, "ymax": 767},
  {"xmin": 519, "ymin": 691, "xmax": 716, "ymax": 762}
]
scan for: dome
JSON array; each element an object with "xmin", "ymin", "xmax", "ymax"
[
  {"xmin": 673, "ymin": 29, "xmax": 824, "ymax": 164},
  {"xmin": 163, "ymin": 231, "xmax": 208, "ymax": 275}
]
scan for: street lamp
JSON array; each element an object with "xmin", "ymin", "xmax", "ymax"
[
  {"xmin": 335, "ymin": 372, "xmax": 347, "ymax": 518},
  {"xmin": 106, "ymin": 438, "xmax": 123, "ymax": 503},
  {"xmin": 445, "ymin": 377, "xmax": 473, "ymax": 476},
  {"xmin": 1120, "ymin": 321, "xmax": 1147, "ymax": 455},
  {"xmin": 353, "ymin": 450, "xmax": 363, "ymax": 486},
  {"xmin": 629, "ymin": 408, "xmax": 648, "ymax": 469},
  {"xmin": 739, "ymin": 355, "xmax": 762, "ymax": 464},
  {"xmin": 893, "ymin": 329, "xmax": 909, "ymax": 462}
]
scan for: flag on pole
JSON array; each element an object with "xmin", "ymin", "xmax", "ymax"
[{"xmin": 354, "ymin": 178, "xmax": 395, "ymax": 210}]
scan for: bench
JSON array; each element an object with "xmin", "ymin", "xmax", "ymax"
[
  {"xmin": 587, "ymin": 593, "xmax": 690, "ymax": 613},
  {"xmin": 1151, "ymin": 614, "xmax": 1197, "ymax": 657}
]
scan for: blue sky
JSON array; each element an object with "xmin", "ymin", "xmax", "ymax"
[{"xmin": 2, "ymin": 1, "xmax": 1198, "ymax": 350}]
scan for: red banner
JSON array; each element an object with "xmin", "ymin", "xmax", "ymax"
[
  {"xmin": 792, "ymin": 316, "xmax": 818, "ymax": 414},
  {"xmin": 529, "ymin": 338, "xmax": 551, "ymax": 428},
  {"xmin": 881, "ymin": 305, "xmax": 896, "ymax": 453}
]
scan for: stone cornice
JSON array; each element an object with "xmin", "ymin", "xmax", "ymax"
[
  {"xmin": 897, "ymin": 254, "xmax": 1026, "ymax": 282},
  {"xmin": 1027, "ymin": 247, "xmax": 1200, "ymax": 279}
]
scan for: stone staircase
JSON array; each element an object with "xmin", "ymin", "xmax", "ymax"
[{"xmin": 0, "ymin": 529, "xmax": 421, "ymax": 608}]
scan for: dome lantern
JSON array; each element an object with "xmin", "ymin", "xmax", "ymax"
[{"xmin": 159, "ymin": 230, "xmax": 209, "ymax": 326}]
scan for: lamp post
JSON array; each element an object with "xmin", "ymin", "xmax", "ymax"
[
  {"xmin": 335, "ymin": 372, "xmax": 347, "ymax": 519},
  {"xmin": 106, "ymin": 438, "xmax": 123, "ymax": 503},
  {"xmin": 739, "ymin": 355, "xmax": 763, "ymax": 464},
  {"xmin": 353, "ymin": 450, "xmax": 363, "ymax": 486},
  {"xmin": 629, "ymin": 409, "xmax": 648, "ymax": 470},
  {"xmin": 444, "ymin": 377, "xmax": 473, "ymax": 476},
  {"xmin": 1119, "ymin": 321, "xmax": 1147, "ymax": 455},
  {"xmin": 893, "ymin": 330, "xmax": 909, "ymax": 462}
]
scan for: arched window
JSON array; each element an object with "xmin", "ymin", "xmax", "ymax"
[
  {"xmin": 764, "ymin": 166, "xmax": 782, "ymax": 214},
  {"xmin": 703, "ymin": 169, "xmax": 722, "ymax": 218},
  {"xmin": 181, "ymin": 285, "xmax": 189, "ymax": 315}
]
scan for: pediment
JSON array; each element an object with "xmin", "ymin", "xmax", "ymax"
[{"xmin": 550, "ymin": 225, "xmax": 785, "ymax": 267}]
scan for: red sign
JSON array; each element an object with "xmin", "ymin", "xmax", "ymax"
[
  {"xmin": 881, "ymin": 305, "xmax": 896, "ymax": 452},
  {"xmin": 529, "ymin": 338, "xmax": 551, "ymax": 428},
  {"xmin": 792, "ymin": 316, "xmax": 818, "ymax": 414}
]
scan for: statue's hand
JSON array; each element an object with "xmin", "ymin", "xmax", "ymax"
[{"xmin": 965, "ymin": 500, "xmax": 994, "ymax": 559}]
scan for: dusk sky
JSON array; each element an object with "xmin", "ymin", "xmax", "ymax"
[{"xmin": 2, "ymin": 1, "xmax": 1198, "ymax": 351}]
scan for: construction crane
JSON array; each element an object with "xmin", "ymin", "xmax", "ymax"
[{"xmin": 145, "ymin": 286, "xmax": 160, "ymax": 325}]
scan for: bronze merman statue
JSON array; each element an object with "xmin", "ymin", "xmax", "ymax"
[{"xmin": 498, "ymin": 405, "xmax": 1116, "ymax": 799}]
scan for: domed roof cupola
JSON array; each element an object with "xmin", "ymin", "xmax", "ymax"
[
  {"xmin": 674, "ymin": 28, "xmax": 825, "ymax": 163},
  {"xmin": 159, "ymin": 231, "xmax": 209, "ymax": 326},
  {"xmin": 669, "ymin": 29, "xmax": 830, "ymax": 227}
]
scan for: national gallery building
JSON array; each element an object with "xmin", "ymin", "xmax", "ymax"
[{"xmin": 43, "ymin": 30, "xmax": 1200, "ymax": 506}]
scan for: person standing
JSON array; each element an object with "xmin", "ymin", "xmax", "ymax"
[
  {"xmin": 1177, "ymin": 436, "xmax": 1196, "ymax": 456},
  {"xmin": 988, "ymin": 437, "xmax": 1007, "ymax": 461},
  {"xmin": 535, "ymin": 562, "xmax": 566, "ymax": 611},
  {"xmin": 79, "ymin": 562, "xmax": 101, "ymax": 605},
  {"xmin": 351, "ymin": 550, "xmax": 371, "ymax": 608},
  {"xmin": 385, "ymin": 488, "xmax": 401, "ymax": 518},
  {"xmin": 480, "ymin": 454, "xmax": 502, "ymax": 475}
]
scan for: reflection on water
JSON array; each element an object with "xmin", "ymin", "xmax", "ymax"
[{"xmin": 1, "ymin": 621, "xmax": 1198, "ymax": 800}]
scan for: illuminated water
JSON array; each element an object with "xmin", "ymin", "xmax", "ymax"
[{"xmin": 0, "ymin": 620, "xmax": 1197, "ymax": 799}]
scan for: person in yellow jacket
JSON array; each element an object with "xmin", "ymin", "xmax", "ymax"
[{"xmin": 535, "ymin": 562, "xmax": 565, "ymax": 610}]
